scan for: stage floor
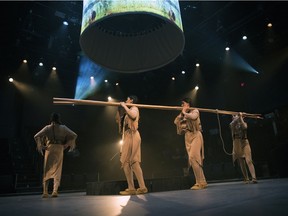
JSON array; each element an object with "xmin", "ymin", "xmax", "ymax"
[{"xmin": 0, "ymin": 178, "xmax": 287, "ymax": 216}]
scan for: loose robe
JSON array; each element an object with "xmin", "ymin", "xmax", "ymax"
[
  {"xmin": 34, "ymin": 123, "xmax": 77, "ymax": 185},
  {"xmin": 120, "ymin": 106, "xmax": 141, "ymax": 165},
  {"xmin": 230, "ymin": 117, "xmax": 252, "ymax": 163},
  {"xmin": 174, "ymin": 109, "xmax": 207, "ymax": 185}
]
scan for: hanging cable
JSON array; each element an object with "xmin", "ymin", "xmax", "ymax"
[{"xmin": 215, "ymin": 109, "xmax": 233, "ymax": 156}]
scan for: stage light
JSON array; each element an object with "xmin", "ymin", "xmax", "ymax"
[
  {"xmin": 196, "ymin": 63, "xmax": 200, "ymax": 67},
  {"xmin": 108, "ymin": 96, "xmax": 112, "ymax": 101},
  {"xmin": 52, "ymin": 67, "xmax": 56, "ymax": 70},
  {"xmin": 181, "ymin": 70, "xmax": 185, "ymax": 74},
  {"xmin": 104, "ymin": 79, "xmax": 108, "ymax": 83},
  {"xmin": 116, "ymin": 82, "xmax": 119, "ymax": 86},
  {"xmin": 195, "ymin": 85, "xmax": 199, "ymax": 90},
  {"xmin": 23, "ymin": 59, "xmax": 27, "ymax": 63},
  {"xmin": 172, "ymin": 77, "xmax": 175, "ymax": 80},
  {"xmin": 39, "ymin": 62, "xmax": 43, "ymax": 66},
  {"xmin": 90, "ymin": 76, "xmax": 94, "ymax": 79},
  {"xmin": 63, "ymin": 21, "xmax": 69, "ymax": 26},
  {"xmin": 267, "ymin": 23, "xmax": 272, "ymax": 28},
  {"xmin": 9, "ymin": 77, "xmax": 13, "ymax": 82},
  {"xmin": 242, "ymin": 35, "xmax": 247, "ymax": 40},
  {"xmin": 225, "ymin": 47, "xmax": 230, "ymax": 51}
]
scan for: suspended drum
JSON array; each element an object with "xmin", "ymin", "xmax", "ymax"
[{"xmin": 80, "ymin": 0, "xmax": 184, "ymax": 73}]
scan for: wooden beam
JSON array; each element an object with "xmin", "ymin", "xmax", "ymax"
[{"xmin": 53, "ymin": 97, "xmax": 263, "ymax": 119}]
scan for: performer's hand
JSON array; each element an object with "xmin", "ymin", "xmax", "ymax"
[
  {"xmin": 182, "ymin": 105, "xmax": 189, "ymax": 115},
  {"xmin": 120, "ymin": 102, "xmax": 128, "ymax": 111},
  {"xmin": 232, "ymin": 114, "xmax": 239, "ymax": 122},
  {"xmin": 37, "ymin": 144, "xmax": 44, "ymax": 156},
  {"xmin": 37, "ymin": 148, "xmax": 43, "ymax": 156}
]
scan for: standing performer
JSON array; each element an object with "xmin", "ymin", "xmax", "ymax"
[
  {"xmin": 34, "ymin": 112, "xmax": 77, "ymax": 198},
  {"xmin": 174, "ymin": 98, "xmax": 207, "ymax": 190},
  {"xmin": 230, "ymin": 112, "xmax": 257, "ymax": 183},
  {"xmin": 115, "ymin": 95, "xmax": 148, "ymax": 195}
]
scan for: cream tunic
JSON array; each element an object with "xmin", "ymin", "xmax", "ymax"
[
  {"xmin": 230, "ymin": 117, "xmax": 252, "ymax": 163},
  {"xmin": 120, "ymin": 106, "xmax": 141, "ymax": 165},
  {"xmin": 174, "ymin": 109, "xmax": 207, "ymax": 185}
]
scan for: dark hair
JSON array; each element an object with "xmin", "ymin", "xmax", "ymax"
[
  {"xmin": 128, "ymin": 95, "xmax": 138, "ymax": 104},
  {"xmin": 50, "ymin": 112, "xmax": 62, "ymax": 124},
  {"xmin": 182, "ymin": 97, "xmax": 193, "ymax": 106}
]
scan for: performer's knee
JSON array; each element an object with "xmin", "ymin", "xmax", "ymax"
[
  {"xmin": 189, "ymin": 157, "xmax": 200, "ymax": 167},
  {"xmin": 245, "ymin": 158, "xmax": 253, "ymax": 165},
  {"xmin": 123, "ymin": 162, "xmax": 130, "ymax": 170}
]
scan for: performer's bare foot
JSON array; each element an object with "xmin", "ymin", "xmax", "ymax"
[
  {"xmin": 51, "ymin": 191, "xmax": 58, "ymax": 198},
  {"xmin": 119, "ymin": 189, "xmax": 136, "ymax": 195},
  {"xmin": 42, "ymin": 193, "xmax": 49, "ymax": 198},
  {"xmin": 190, "ymin": 183, "xmax": 206, "ymax": 190},
  {"xmin": 136, "ymin": 188, "xmax": 148, "ymax": 195}
]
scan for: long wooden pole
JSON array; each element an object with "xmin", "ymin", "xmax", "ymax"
[{"xmin": 53, "ymin": 97, "xmax": 262, "ymax": 119}]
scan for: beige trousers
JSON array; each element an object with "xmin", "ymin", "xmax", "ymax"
[{"xmin": 185, "ymin": 131, "xmax": 207, "ymax": 185}]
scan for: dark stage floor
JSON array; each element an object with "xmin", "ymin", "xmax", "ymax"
[{"xmin": 0, "ymin": 178, "xmax": 287, "ymax": 216}]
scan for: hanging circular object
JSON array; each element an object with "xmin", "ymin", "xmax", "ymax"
[{"xmin": 80, "ymin": 0, "xmax": 184, "ymax": 73}]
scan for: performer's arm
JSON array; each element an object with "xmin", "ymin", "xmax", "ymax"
[
  {"xmin": 34, "ymin": 126, "xmax": 48, "ymax": 155},
  {"xmin": 120, "ymin": 102, "xmax": 138, "ymax": 120},
  {"xmin": 174, "ymin": 113, "xmax": 183, "ymax": 124},
  {"xmin": 63, "ymin": 126, "xmax": 78, "ymax": 151},
  {"xmin": 238, "ymin": 112, "xmax": 247, "ymax": 129},
  {"xmin": 183, "ymin": 109, "xmax": 199, "ymax": 120},
  {"xmin": 230, "ymin": 115, "xmax": 239, "ymax": 127}
]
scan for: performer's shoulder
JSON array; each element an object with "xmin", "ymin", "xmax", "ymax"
[
  {"xmin": 192, "ymin": 108, "xmax": 199, "ymax": 113},
  {"xmin": 131, "ymin": 106, "xmax": 139, "ymax": 111}
]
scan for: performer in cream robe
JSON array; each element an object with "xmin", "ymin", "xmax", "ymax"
[
  {"xmin": 34, "ymin": 113, "xmax": 77, "ymax": 198},
  {"xmin": 116, "ymin": 95, "xmax": 148, "ymax": 195},
  {"xmin": 174, "ymin": 98, "xmax": 207, "ymax": 190},
  {"xmin": 230, "ymin": 112, "xmax": 257, "ymax": 183}
]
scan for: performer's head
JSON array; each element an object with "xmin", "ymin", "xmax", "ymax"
[
  {"xmin": 127, "ymin": 95, "xmax": 138, "ymax": 104},
  {"xmin": 232, "ymin": 112, "xmax": 243, "ymax": 121},
  {"xmin": 181, "ymin": 97, "xmax": 192, "ymax": 107},
  {"xmin": 50, "ymin": 112, "xmax": 62, "ymax": 124}
]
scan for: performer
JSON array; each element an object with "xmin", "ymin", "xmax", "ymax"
[
  {"xmin": 174, "ymin": 98, "xmax": 207, "ymax": 190},
  {"xmin": 230, "ymin": 112, "xmax": 257, "ymax": 183},
  {"xmin": 116, "ymin": 95, "xmax": 148, "ymax": 195},
  {"xmin": 34, "ymin": 112, "xmax": 77, "ymax": 198}
]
